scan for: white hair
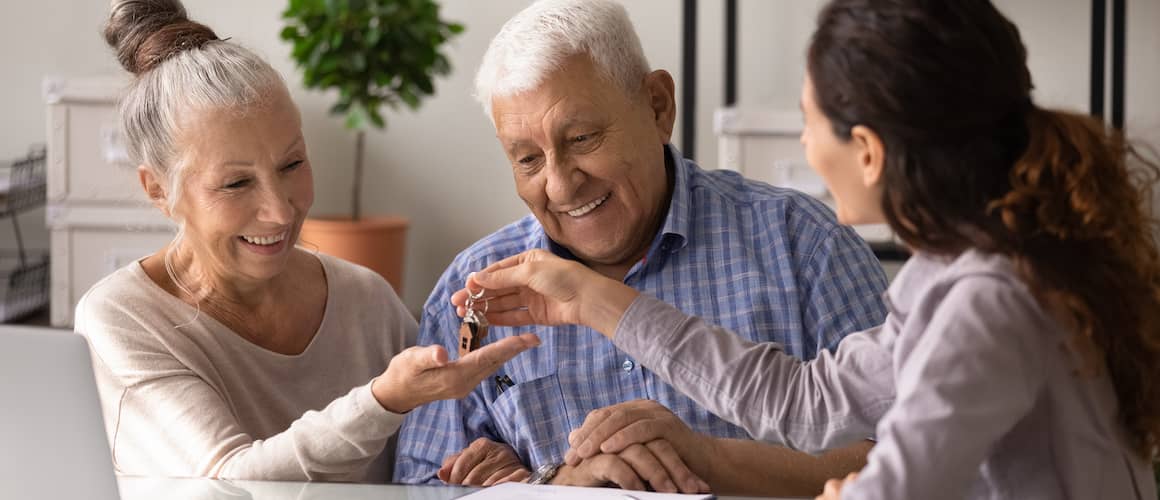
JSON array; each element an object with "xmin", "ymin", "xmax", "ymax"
[
  {"xmin": 473, "ymin": 0, "xmax": 651, "ymax": 118},
  {"xmin": 119, "ymin": 42, "xmax": 284, "ymax": 212}
]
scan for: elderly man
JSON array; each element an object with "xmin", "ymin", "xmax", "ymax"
[{"xmin": 394, "ymin": 0, "xmax": 887, "ymax": 493}]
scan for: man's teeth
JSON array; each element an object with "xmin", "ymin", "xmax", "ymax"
[
  {"xmin": 567, "ymin": 194, "xmax": 610, "ymax": 217},
  {"xmin": 241, "ymin": 233, "xmax": 286, "ymax": 246}
]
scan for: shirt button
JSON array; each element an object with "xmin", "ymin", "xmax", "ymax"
[{"xmin": 621, "ymin": 360, "xmax": 635, "ymax": 372}]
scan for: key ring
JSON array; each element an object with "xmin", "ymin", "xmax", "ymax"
[
  {"xmin": 465, "ymin": 284, "xmax": 488, "ymax": 315},
  {"xmin": 468, "ymin": 285, "xmax": 485, "ymax": 301}
]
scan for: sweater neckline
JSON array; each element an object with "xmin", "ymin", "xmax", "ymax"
[{"xmin": 128, "ymin": 250, "xmax": 334, "ymax": 360}]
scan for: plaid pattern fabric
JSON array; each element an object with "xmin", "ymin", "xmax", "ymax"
[{"xmin": 393, "ymin": 145, "xmax": 888, "ymax": 483}]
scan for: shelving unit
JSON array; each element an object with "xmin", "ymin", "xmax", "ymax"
[{"xmin": 0, "ymin": 147, "xmax": 49, "ymax": 322}]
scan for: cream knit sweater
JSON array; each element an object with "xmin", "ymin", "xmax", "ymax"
[{"xmin": 75, "ymin": 253, "xmax": 416, "ymax": 483}]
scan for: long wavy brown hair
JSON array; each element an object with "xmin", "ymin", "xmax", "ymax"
[{"xmin": 809, "ymin": 0, "xmax": 1160, "ymax": 458}]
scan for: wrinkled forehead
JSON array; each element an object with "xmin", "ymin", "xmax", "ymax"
[
  {"xmin": 174, "ymin": 96, "xmax": 303, "ymax": 169},
  {"xmin": 492, "ymin": 94, "xmax": 613, "ymax": 146},
  {"xmin": 491, "ymin": 56, "xmax": 630, "ymax": 136}
]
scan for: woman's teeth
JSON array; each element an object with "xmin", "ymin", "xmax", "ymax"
[{"xmin": 241, "ymin": 233, "xmax": 286, "ymax": 246}]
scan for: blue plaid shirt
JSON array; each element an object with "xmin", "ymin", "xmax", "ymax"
[{"xmin": 393, "ymin": 145, "xmax": 888, "ymax": 483}]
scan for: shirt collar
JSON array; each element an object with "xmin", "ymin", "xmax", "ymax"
[
  {"xmin": 656, "ymin": 143, "xmax": 692, "ymax": 253},
  {"xmin": 544, "ymin": 143, "xmax": 692, "ymax": 260}
]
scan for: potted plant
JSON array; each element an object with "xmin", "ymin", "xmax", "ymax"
[{"xmin": 280, "ymin": 0, "xmax": 463, "ymax": 293}]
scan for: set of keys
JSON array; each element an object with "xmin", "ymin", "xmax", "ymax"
[{"xmin": 458, "ymin": 286, "xmax": 488, "ymax": 358}]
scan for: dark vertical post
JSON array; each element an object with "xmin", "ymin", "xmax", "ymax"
[
  {"xmin": 724, "ymin": 0, "xmax": 738, "ymax": 106},
  {"xmin": 1110, "ymin": 0, "xmax": 1125, "ymax": 129},
  {"xmin": 681, "ymin": 0, "xmax": 697, "ymax": 158},
  {"xmin": 1090, "ymin": 0, "xmax": 1106, "ymax": 118}
]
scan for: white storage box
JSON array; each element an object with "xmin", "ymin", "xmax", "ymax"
[
  {"xmin": 42, "ymin": 75, "xmax": 176, "ymax": 327},
  {"xmin": 46, "ymin": 204, "xmax": 174, "ymax": 327},
  {"xmin": 43, "ymin": 76, "xmax": 145, "ymax": 205}
]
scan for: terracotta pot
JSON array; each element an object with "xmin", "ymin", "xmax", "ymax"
[{"xmin": 299, "ymin": 216, "xmax": 408, "ymax": 294}]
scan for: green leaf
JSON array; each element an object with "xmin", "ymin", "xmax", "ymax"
[
  {"xmin": 367, "ymin": 106, "xmax": 386, "ymax": 128},
  {"xmin": 366, "ymin": 26, "xmax": 382, "ymax": 45},
  {"xmin": 432, "ymin": 55, "xmax": 450, "ymax": 75},
  {"xmin": 398, "ymin": 88, "xmax": 420, "ymax": 109},
  {"xmin": 279, "ymin": 26, "xmax": 299, "ymax": 41},
  {"xmin": 317, "ymin": 53, "xmax": 339, "ymax": 76},
  {"xmin": 415, "ymin": 75, "xmax": 434, "ymax": 95},
  {"xmin": 284, "ymin": 0, "xmax": 303, "ymax": 16},
  {"xmin": 345, "ymin": 106, "xmax": 365, "ymax": 130},
  {"xmin": 351, "ymin": 51, "xmax": 366, "ymax": 72}
]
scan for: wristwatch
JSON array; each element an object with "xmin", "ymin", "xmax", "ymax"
[{"xmin": 527, "ymin": 462, "xmax": 563, "ymax": 485}]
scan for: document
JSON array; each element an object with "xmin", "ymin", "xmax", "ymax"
[{"xmin": 457, "ymin": 482, "xmax": 715, "ymax": 499}]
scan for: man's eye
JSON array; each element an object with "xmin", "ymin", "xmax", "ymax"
[
  {"xmin": 283, "ymin": 160, "xmax": 304, "ymax": 172},
  {"xmin": 224, "ymin": 179, "xmax": 250, "ymax": 189},
  {"xmin": 518, "ymin": 155, "xmax": 539, "ymax": 165},
  {"xmin": 571, "ymin": 134, "xmax": 589, "ymax": 143}
]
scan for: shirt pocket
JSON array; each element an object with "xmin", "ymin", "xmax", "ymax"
[{"xmin": 488, "ymin": 372, "xmax": 571, "ymax": 469}]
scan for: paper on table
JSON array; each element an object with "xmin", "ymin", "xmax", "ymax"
[{"xmin": 457, "ymin": 482, "xmax": 715, "ymax": 500}]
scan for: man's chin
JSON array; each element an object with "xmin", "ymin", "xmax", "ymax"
[
  {"xmin": 550, "ymin": 228, "xmax": 645, "ymax": 266},
  {"xmin": 563, "ymin": 244, "xmax": 639, "ymax": 269}
]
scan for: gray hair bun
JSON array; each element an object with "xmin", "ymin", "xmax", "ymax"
[{"xmin": 104, "ymin": 0, "xmax": 219, "ymax": 75}]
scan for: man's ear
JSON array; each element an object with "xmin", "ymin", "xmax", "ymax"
[
  {"xmin": 850, "ymin": 125, "xmax": 885, "ymax": 187},
  {"xmin": 138, "ymin": 166, "xmax": 171, "ymax": 217},
  {"xmin": 642, "ymin": 69, "xmax": 676, "ymax": 143}
]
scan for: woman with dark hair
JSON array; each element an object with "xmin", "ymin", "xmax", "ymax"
[{"xmin": 451, "ymin": 0, "xmax": 1160, "ymax": 497}]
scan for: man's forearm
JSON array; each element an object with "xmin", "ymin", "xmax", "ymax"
[{"xmin": 703, "ymin": 438, "xmax": 872, "ymax": 497}]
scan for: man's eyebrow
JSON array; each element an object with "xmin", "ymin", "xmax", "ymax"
[
  {"xmin": 557, "ymin": 115, "xmax": 603, "ymax": 130},
  {"xmin": 501, "ymin": 137, "xmax": 533, "ymax": 150}
]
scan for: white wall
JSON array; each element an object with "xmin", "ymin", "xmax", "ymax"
[{"xmin": 2, "ymin": 0, "xmax": 1158, "ymax": 312}]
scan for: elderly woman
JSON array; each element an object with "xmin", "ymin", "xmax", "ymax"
[{"xmin": 74, "ymin": 0, "xmax": 538, "ymax": 483}]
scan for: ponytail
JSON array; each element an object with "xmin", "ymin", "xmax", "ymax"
[{"xmin": 990, "ymin": 108, "xmax": 1160, "ymax": 458}]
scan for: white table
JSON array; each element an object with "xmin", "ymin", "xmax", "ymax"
[{"xmin": 116, "ymin": 476, "xmax": 807, "ymax": 500}]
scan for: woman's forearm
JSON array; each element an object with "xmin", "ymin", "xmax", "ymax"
[
  {"xmin": 580, "ymin": 278, "xmax": 641, "ymax": 337},
  {"xmin": 611, "ymin": 294, "xmax": 893, "ymax": 451},
  {"xmin": 703, "ymin": 438, "xmax": 873, "ymax": 497}
]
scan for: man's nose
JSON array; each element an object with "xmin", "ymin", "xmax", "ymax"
[{"xmin": 544, "ymin": 154, "xmax": 585, "ymax": 205}]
